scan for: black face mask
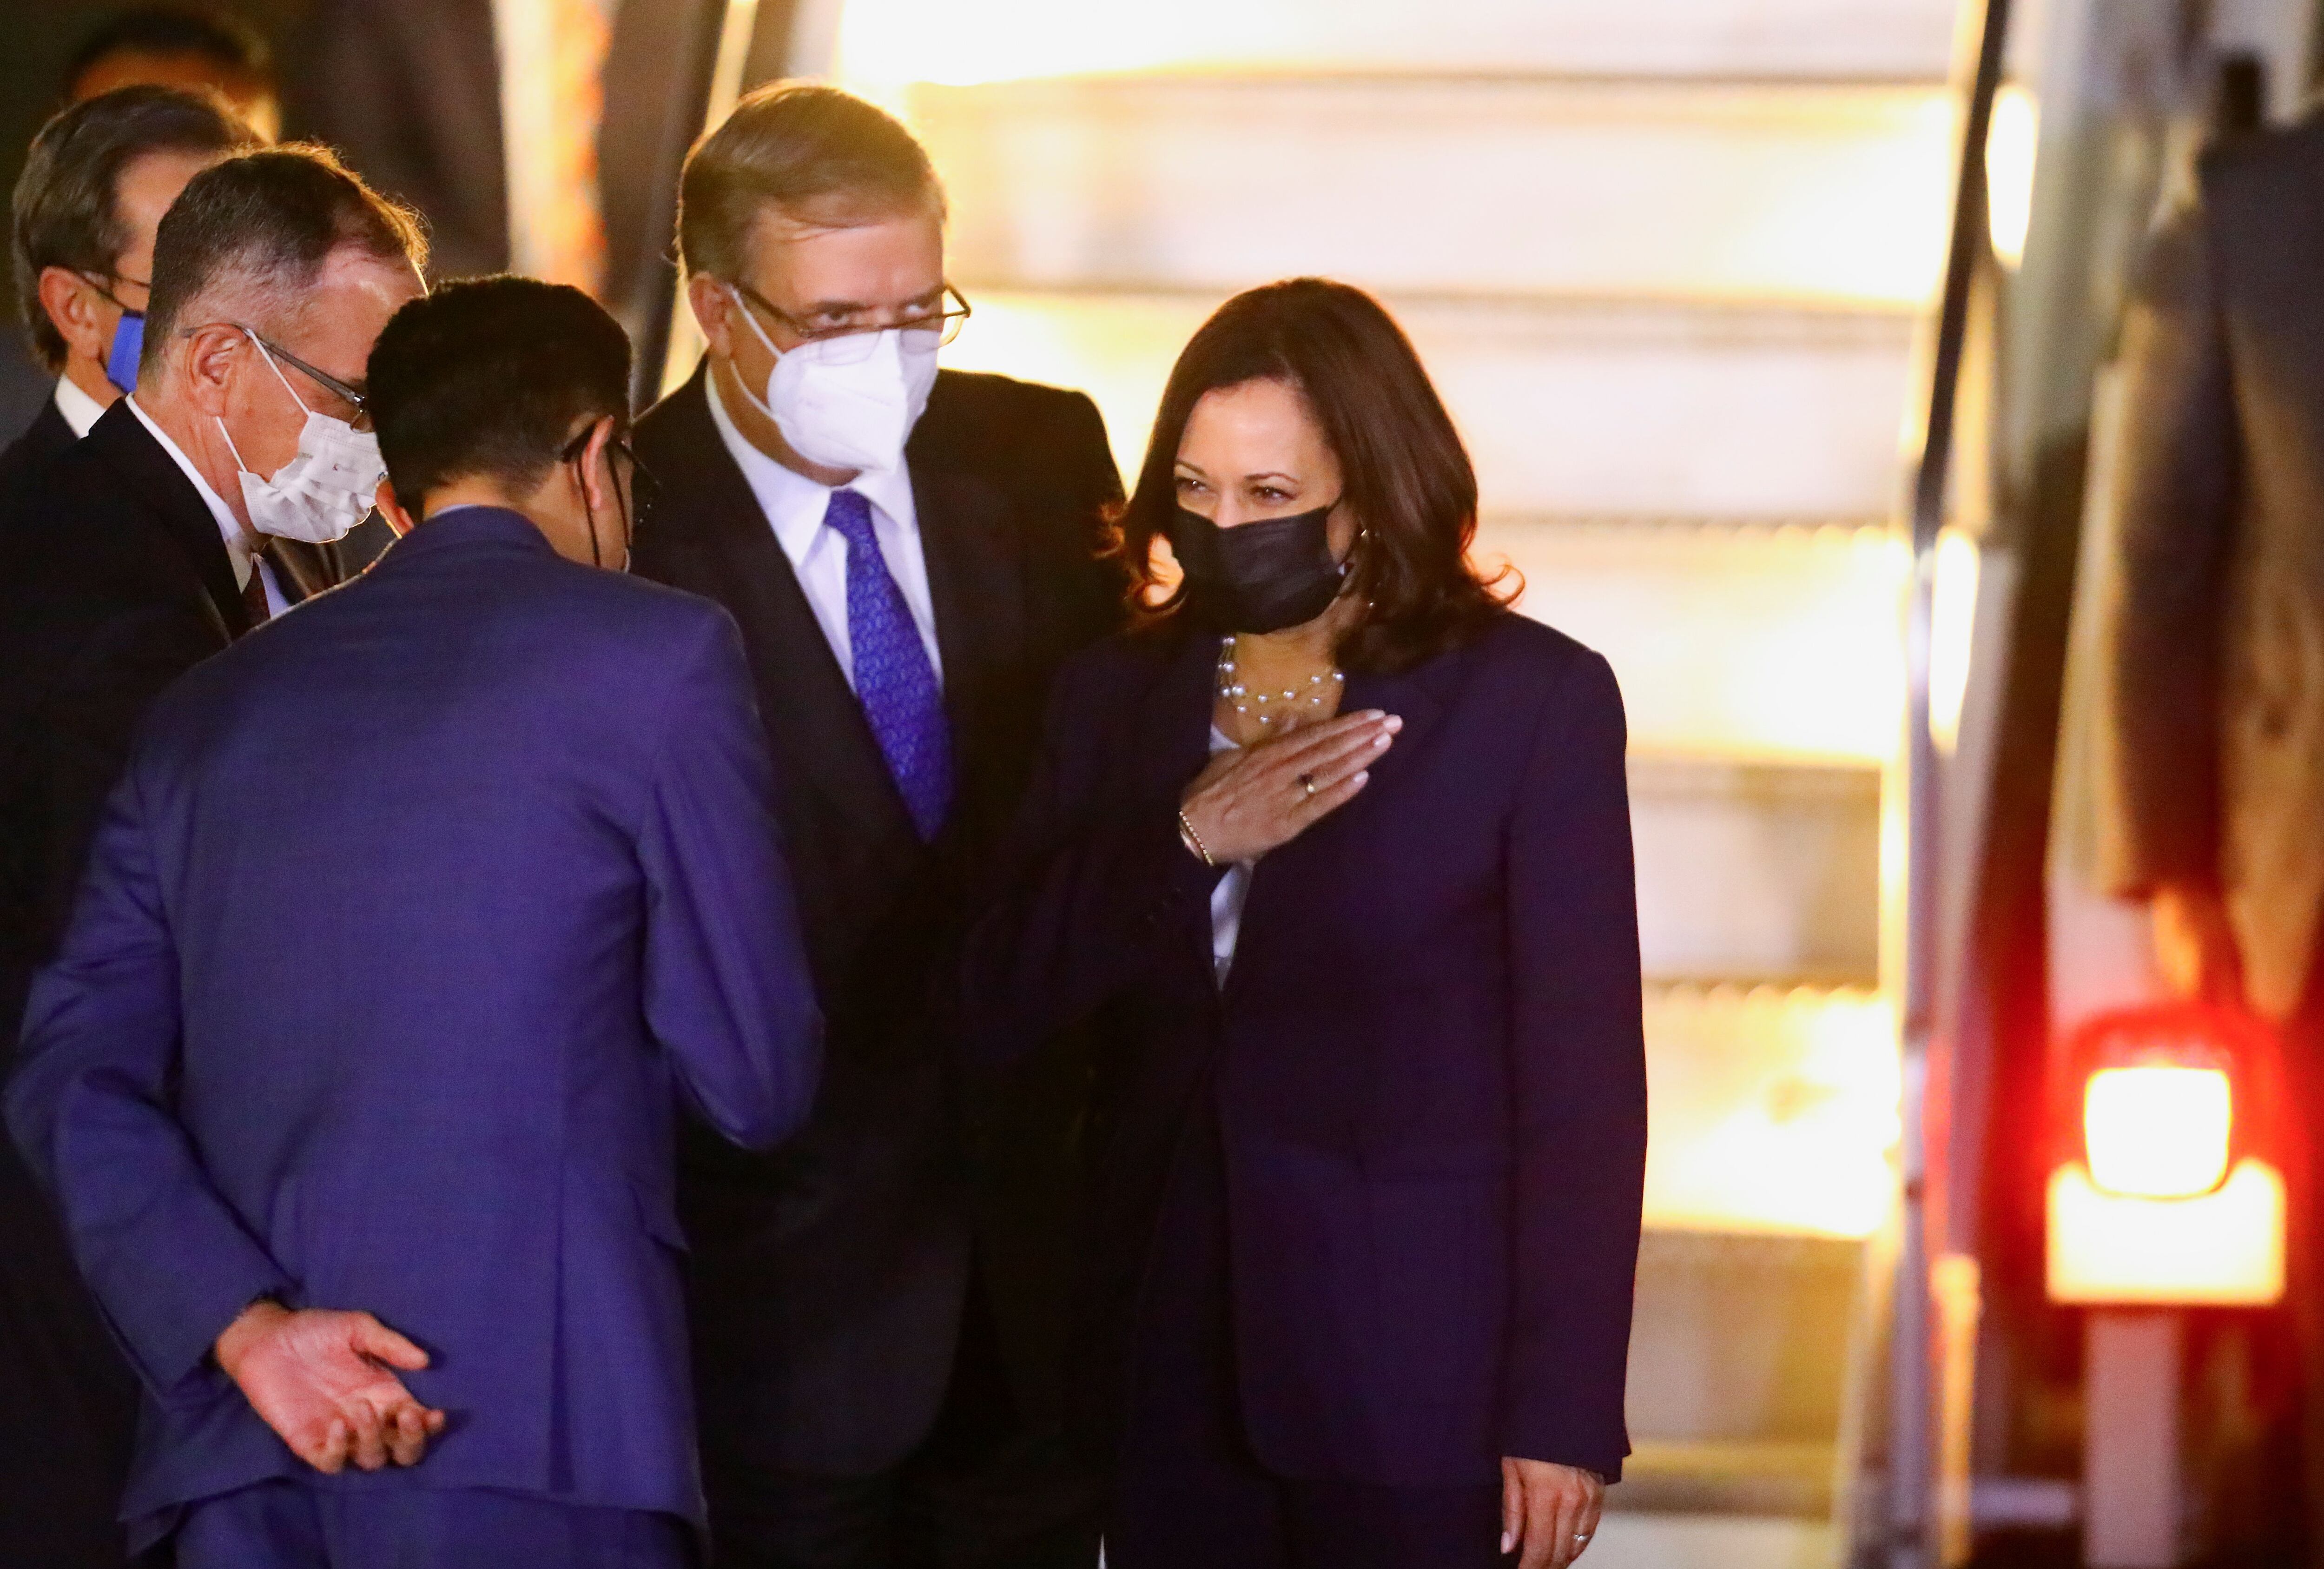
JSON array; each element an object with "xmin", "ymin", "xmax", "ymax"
[{"xmin": 1168, "ymin": 502, "xmax": 1347, "ymax": 634}]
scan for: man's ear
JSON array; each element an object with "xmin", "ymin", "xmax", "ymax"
[
  {"xmin": 580, "ymin": 415, "xmax": 620, "ymax": 519},
  {"xmin": 686, "ymin": 273, "xmax": 734, "ymax": 361},
  {"xmin": 376, "ymin": 481, "xmax": 419, "ymax": 536},
  {"xmin": 36, "ymin": 267, "xmax": 111, "ymax": 364},
  {"xmin": 180, "ymin": 323, "xmax": 247, "ymax": 417}
]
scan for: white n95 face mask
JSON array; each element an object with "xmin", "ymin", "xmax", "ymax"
[
  {"xmin": 215, "ymin": 335, "xmax": 385, "ymax": 544},
  {"xmin": 727, "ymin": 283, "xmax": 940, "ymax": 474}
]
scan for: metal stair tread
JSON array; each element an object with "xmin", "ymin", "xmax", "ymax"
[
  {"xmin": 914, "ymin": 74, "xmax": 1958, "ymax": 305},
  {"xmin": 1609, "ymin": 1440, "xmax": 1842, "ymax": 1518},
  {"xmin": 833, "ymin": 0, "xmax": 1961, "ymax": 84}
]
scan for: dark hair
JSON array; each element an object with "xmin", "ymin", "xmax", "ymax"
[
  {"xmin": 1118, "ymin": 278, "xmax": 1513, "ymax": 673},
  {"xmin": 678, "ymin": 84, "xmax": 943, "ymax": 280},
  {"xmin": 66, "ymin": 7, "xmax": 274, "ymax": 97},
  {"xmin": 10, "ymin": 85, "xmax": 258, "ymax": 370},
  {"xmin": 144, "ymin": 144, "xmax": 426, "ymax": 362},
  {"xmin": 369, "ymin": 275, "xmax": 633, "ymax": 511}
]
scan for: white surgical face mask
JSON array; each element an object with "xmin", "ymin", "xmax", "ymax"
[
  {"xmin": 727, "ymin": 283, "xmax": 940, "ymax": 474},
  {"xmin": 215, "ymin": 335, "xmax": 384, "ymax": 544}
]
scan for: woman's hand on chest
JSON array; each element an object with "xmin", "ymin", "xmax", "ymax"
[{"xmin": 1178, "ymin": 708, "xmax": 1400, "ymax": 865}]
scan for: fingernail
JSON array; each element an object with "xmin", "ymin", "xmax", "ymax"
[
  {"xmin": 1501, "ymin": 1531, "xmax": 1514, "ymax": 1555},
  {"xmin": 1352, "ymin": 771, "xmax": 1369, "ymax": 786},
  {"xmin": 1382, "ymin": 715, "xmax": 1403, "ymax": 732},
  {"xmin": 1372, "ymin": 732, "xmax": 1391, "ymax": 748}
]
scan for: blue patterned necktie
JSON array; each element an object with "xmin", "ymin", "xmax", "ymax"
[{"xmin": 825, "ymin": 489, "xmax": 951, "ymax": 840}]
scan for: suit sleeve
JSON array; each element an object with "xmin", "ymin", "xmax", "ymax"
[
  {"xmin": 6, "ymin": 761, "xmax": 293, "ymax": 1399},
  {"xmin": 1500, "ymin": 650, "xmax": 1647, "ymax": 1480},
  {"xmin": 637, "ymin": 610, "xmax": 823, "ymax": 1151},
  {"xmin": 2094, "ymin": 185, "xmax": 2239, "ymax": 897},
  {"xmin": 2, "ymin": 558, "xmax": 224, "ymax": 1050},
  {"xmin": 956, "ymin": 654, "xmax": 1223, "ymax": 1064}
]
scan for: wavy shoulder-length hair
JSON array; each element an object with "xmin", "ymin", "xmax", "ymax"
[{"xmin": 1115, "ymin": 277, "xmax": 1513, "ymax": 673}]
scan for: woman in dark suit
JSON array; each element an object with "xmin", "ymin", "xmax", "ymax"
[{"xmin": 959, "ymin": 278, "xmax": 1645, "ymax": 1569}]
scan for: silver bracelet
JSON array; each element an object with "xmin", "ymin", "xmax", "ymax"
[{"xmin": 1176, "ymin": 808, "xmax": 1215, "ymax": 867}]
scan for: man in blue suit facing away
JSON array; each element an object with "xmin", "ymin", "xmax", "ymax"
[{"xmin": 7, "ymin": 273, "xmax": 824, "ymax": 1568}]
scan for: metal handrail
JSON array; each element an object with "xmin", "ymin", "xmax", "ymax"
[{"xmin": 1883, "ymin": 0, "xmax": 2015, "ymax": 1562}]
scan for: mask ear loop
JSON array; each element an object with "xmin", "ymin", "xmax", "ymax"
[
  {"xmin": 573, "ymin": 432, "xmax": 602, "ymax": 570},
  {"xmin": 724, "ymin": 284, "xmax": 787, "ymax": 424},
  {"xmin": 571, "ymin": 419, "xmax": 632, "ymax": 571},
  {"xmin": 214, "ymin": 330, "xmax": 313, "ymax": 477},
  {"xmin": 243, "ymin": 331, "xmax": 316, "ymax": 414}
]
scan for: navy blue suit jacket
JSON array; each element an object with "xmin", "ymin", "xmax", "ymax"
[
  {"xmin": 7, "ymin": 507, "xmax": 822, "ymax": 1541},
  {"xmin": 961, "ymin": 613, "xmax": 1645, "ymax": 1485}
]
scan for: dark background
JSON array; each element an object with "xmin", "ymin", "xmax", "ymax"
[{"xmin": 0, "ymin": 0, "xmax": 312, "ymax": 435}]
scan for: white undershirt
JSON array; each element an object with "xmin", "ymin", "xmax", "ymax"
[
  {"xmin": 124, "ymin": 396, "xmax": 287, "ymax": 616},
  {"xmin": 703, "ymin": 365, "xmax": 943, "ymax": 691},
  {"xmin": 1208, "ymin": 726, "xmax": 1254, "ymax": 985},
  {"xmin": 52, "ymin": 376, "xmax": 106, "ymax": 439}
]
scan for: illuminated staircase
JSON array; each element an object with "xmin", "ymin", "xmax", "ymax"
[{"xmin": 823, "ymin": 0, "xmax": 1966, "ymax": 1557}]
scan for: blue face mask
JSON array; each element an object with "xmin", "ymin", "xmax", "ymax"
[{"xmin": 105, "ymin": 310, "xmax": 144, "ymax": 394}]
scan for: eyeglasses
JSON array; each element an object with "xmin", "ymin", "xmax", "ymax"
[
  {"xmin": 561, "ymin": 422, "xmax": 659, "ymax": 534},
  {"xmin": 79, "ymin": 270, "xmax": 150, "ymax": 309},
  {"xmin": 183, "ymin": 323, "xmax": 370, "ymax": 425},
  {"xmin": 245, "ymin": 330, "xmax": 368, "ymax": 421},
  {"xmin": 729, "ymin": 279, "xmax": 972, "ymax": 361}
]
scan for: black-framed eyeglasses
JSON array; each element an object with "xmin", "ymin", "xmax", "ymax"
[
  {"xmin": 78, "ymin": 269, "xmax": 150, "ymax": 310},
  {"xmin": 183, "ymin": 323, "xmax": 370, "ymax": 424},
  {"xmin": 561, "ymin": 422, "xmax": 659, "ymax": 534},
  {"xmin": 730, "ymin": 278, "xmax": 973, "ymax": 350}
]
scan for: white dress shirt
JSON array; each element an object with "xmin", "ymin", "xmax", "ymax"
[
  {"xmin": 704, "ymin": 368, "xmax": 943, "ymax": 689},
  {"xmin": 52, "ymin": 376, "xmax": 106, "ymax": 439},
  {"xmin": 125, "ymin": 396, "xmax": 289, "ymax": 616}
]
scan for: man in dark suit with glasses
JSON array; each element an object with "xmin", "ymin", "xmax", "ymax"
[{"xmin": 633, "ymin": 82, "xmax": 1128, "ymax": 1569}]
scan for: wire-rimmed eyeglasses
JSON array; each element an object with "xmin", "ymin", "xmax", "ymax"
[
  {"xmin": 729, "ymin": 279, "xmax": 972, "ymax": 363},
  {"xmin": 182, "ymin": 322, "xmax": 370, "ymax": 426}
]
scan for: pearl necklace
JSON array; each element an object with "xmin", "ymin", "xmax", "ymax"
[{"xmin": 1215, "ymin": 634, "xmax": 1344, "ymax": 727}]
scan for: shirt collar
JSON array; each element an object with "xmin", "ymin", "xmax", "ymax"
[
  {"xmin": 125, "ymin": 394, "xmax": 257, "ymax": 588},
  {"xmin": 703, "ymin": 362, "xmax": 917, "ymax": 553},
  {"xmin": 53, "ymin": 375, "xmax": 107, "ymax": 439}
]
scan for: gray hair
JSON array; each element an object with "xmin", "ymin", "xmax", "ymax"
[
  {"xmin": 144, "ymin": 143, "xmax": 427, "ymax": 366},
  {"xmin": 677, "ymin": 83, "xmax": 943, "ymax": 282}
]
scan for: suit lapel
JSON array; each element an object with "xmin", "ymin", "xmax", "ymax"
[
  {"xmin": 1134, "ymin": 628, "xmax": 1223, "ymax": 808},
  {"xmin": 94, "ymin": 404, "xmax": 249, "ymax": 637},
  {"xmin": 1338, "ymin": 654, "xmax": 1452, "ymax": 787},
  {"xmin": 1137, "ymin": 629, "xmax": 1229, "ymax": 966},
  {"xmin": 663, "ymin": 374, "xmax": 921, "ymax": 859},
  {"xmin": 911, "ymin": 451, "xmax": 1024, "ymax": 811},
  {"xmin": 1226, "ymin": 640, "xmax": 1459, "ymax": 990},
  {"xmin": 266, "ymin": 540, "xmax": 333, "ymax": 605}
]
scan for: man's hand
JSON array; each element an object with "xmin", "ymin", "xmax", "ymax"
[
  {"xmin": 214, "ymin": 1301, "xmax": 447, "ymax": 1473},
  {"xmin": 1502, "ymin": 1457, "xmax": 1604, "ymax": 1569},
  {"xmin": 2152, "ymin": 880, "xmax": 2244, "ymax": 1007},
  {"xmin": 1179, "ymin": 709, "xmax": 1398, "ymax": 865}
]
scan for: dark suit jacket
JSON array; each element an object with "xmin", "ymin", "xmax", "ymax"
[
  {"xmin": 0, "ymin": 401, "xmax": 356, "ymax": 1031},
  {"xmin": 631, "ymin": 364, "xmax": 1125, "ymax": 1473},
  {"xmin": 2097, "ymin": 111, "xmax": 2324, "ymax": 1020},
  {"xmin": 0, "ymin": 389, "xmax": 134, "ymax": 1569},
  {"xmin": 0, "ymin": 397, "xmax": 73, "ymax": 503},
  {"xmin": 7, "ymin": 506, "xmax": 822, "ymax": 1545},
  {"xmin": 959, "ymin": 615, "xmax": 1647, "ymax": 1485}
]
